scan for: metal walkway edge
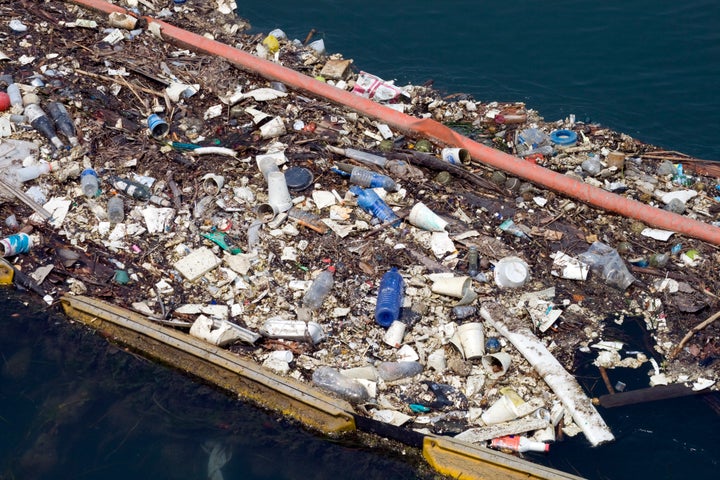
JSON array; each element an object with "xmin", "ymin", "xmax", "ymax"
[{"xmin": 61, "ymin": 294, "xmax": 585, "ymax": 480}]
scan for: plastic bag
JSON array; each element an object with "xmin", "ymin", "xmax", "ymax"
[{"xmin": 578, "ymin": 241, "xmax": 636, "ymax": 290}]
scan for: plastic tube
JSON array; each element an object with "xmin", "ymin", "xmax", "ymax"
[
  {"xmin": 375, "ymin": 267, "xmax": 403, "ymax": 327},
  {"xmin": 480, "ymin": 303, "xmax": 614, "ymax": 446},
  {"xmin": 67, "ymin": 0, "xmax": 720, "ymax": 246}
]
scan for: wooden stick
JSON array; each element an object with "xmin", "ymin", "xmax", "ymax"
[
  {"xmin": 669, "ymin": 310, "xmax": 720, "ymax": 359},
  {"xmin": 598, "ymin": 366, "xmax": 615, "ymax": 395}
]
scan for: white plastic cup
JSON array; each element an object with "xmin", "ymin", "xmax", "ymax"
[
  {"xmin": 482, "ymin": 352, "xmax": 512, "ymax": 378},
  {"xmin": 256, "ymin": 203, "xmax": 277, "ymax": 222},
  {"xmin": 260, "ymin": 117, "xmax": 286, "ymax": 138},
  {"xmin": 407, "ymin": 202, "xmax": 448, "ymax": 231},
  {"xmin": 456, "ymin": 322, "xmax": 485, "ymax": 360},
  {"xmin": 202, "ymin": 173, "xmax": 225, "ymax": 195},
  {"xmin": 441, "ymin": 147, "xmax": 470, "ymax": 165},
  {"xmin": 267, "ymin": 171, "xmax": 293, "ymax": 213},
  {"xmin": 431, "ymin": 275, "xmax": 471, "ymax": 298},
  {"xmin": 383, "ymin": 320, "xmax": 406, "ymax": 348},
  {"xmin": 482, "ymin": 395, "xmax": 519, "ymax": 425},
  {"xmin": 256, "ymin": 154, "xmax": 281, "ymax": 180},
  {"xmin": 494, "ymin": 256, "xmax": 529, "ymax": 288}
]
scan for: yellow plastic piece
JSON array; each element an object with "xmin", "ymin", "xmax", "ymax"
[
  {"xmin": 423, "ymin": 436, "xmax": 586, "ymax": 480},
  {"xmin": 262, "ymin": 34, "xmax": 280, "ymax": 53},
  {"xmin": 0, "ymin": 258, "xmax": 14, "ymax": 285}
]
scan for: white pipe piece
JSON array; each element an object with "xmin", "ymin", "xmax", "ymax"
[
  {"xmin": 480, "ymin": 302, "xmax": 615, "ymax": 446},
  {"xmin": 189, "ymin": 147, "xmax": 237, "ymax": 157}
]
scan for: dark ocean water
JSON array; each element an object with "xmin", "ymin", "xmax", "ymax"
[{"xmin": 3, "ymin": 1, "xmax": 720, "ymax": 479}]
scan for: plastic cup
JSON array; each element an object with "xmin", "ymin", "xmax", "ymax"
[
  {"xmin": 256, "ymin": 203, "xmax": 277, "ymax": 222},
  {"xmin": 147, "ymin": 114, "xmax": 169, "ymax": 138},
  {"xmin": 383, "ymin": 320, "xmax": 406, "ymax": 348},
  {"xmin": 481, "ymin": 394, "xmax": 519, "ymax": 425},
  {"xmin": 494, "ymin": 256, "xmax": 529, "ymax": 288},
  {"xmin": 256, "ymin": 154, "xmax": 281, "ymax": 180},
  {"xmin": 259, "ymin": 117, "xmax": 286, "ymax": 138},
  {"xmin": 482, "ymin": 352, "xmax": 512, "ymax": 378},
  {"xmin": 0, "ymin": 233, "xmax": 33, "ymax": 257},
  {"xmin": 201, "ymin": 173, "xmax": 225, "ymax": 195},
  {"xmin": 606, "ymin": 151, "xmax": 625, "ymax": 169},
  {"xmin": 431, "ymin": 275, "xmax": 471, "ymax": 298},
  {"xmin": 440, "ymin": 147, "xmax": 470, "ymax": 165},
  {"xmin": 407, "ymin": 202, "xmax": 448, "ymax": 231},
  {"xmin": 267, "ymin": 171, "xmax": 293, "ymax": 213},
  {"xmin": 456, "ymin": 322, "xmax": 485, "ymax": 360}
]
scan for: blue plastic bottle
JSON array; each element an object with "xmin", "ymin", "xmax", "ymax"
[
  {"xmin": 350, "ymin": 186, "xmax": 400, "ymax": 226},
  {"xmin": 375, "ymin": 267, "xmax": 403, "ymax": 327}
]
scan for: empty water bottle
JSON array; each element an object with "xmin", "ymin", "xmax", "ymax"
[
  {"xmin": 312, "ymin": 366, "xmax": 369, "ymax": 403},
  {"xmin": 375, "ymin": 267, "xmax": 403, "ymax": 327},
  {"xmin": 80, "ymin": 169, "xmax": 99, "ymax": 198},
  {"xmin": 376, "ymin": 361, "xmax": 423, "ymax": 381},
  {"xmin": 107, "ymin": 195, "xmax": 124, "ymax": 223},
  {"xmin": 107, "ymin": 175, "xmax": 151, "ymax": 201},
  {"xmin": 350, "ymin": 186, "xmax": 400, "ymax": 226},
  {"xmin": 349, "ymin": 166, "xmax": 398, "ymax": 192},
  {"xmin": 14, "ymin": 163, "xmax": 52, "ymax": 183},
  {"xmin": 302, "ymin": 268, "xmax": 334, "ymax": 310},
  {"xmin": 467, "ymin": 246, "xmax": 479, "ymax": 276}
]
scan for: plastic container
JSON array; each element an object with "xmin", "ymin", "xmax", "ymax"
[
  {"xmin": 80, "ymin": 168, "xmax": 100, "ymax": 198},
  {"xmin": 349, "ymin": 166, "xmax": 397, "ymax": 192},
  {"xmin": 578, "ymin": 241, "xmax": 636, "ymax": 290},
  {"xmin": 47, "ymin": 102, "xmax": 79, "ymax": 147},
  {"xmin": 0, "ymin": 233, "xmax": 33, "ymax": 257},
  {"xmin": 549, "ymin": 129, "xmax": 577, "ymax": 146},
  {"xmin": 581, "ymin": 155, "xmax": 602, "ymax": 176},
  {"xmin": 490, "ymin": 435, "xmax": 549, "ymax": 453},
  {"xmin": 494, "ymin": 256, "xmax": 529, "ymax": 288},
  {"xmin": 375, "ymin": 267, "xmax": 403, "ymax": 327},
  {"xmin": 24, "ymin": 104, "xmax": 64, "ymax": 149},
  {"xmin": 312, "ymin": 366, "xmax": 369, "ymax": 403},
  {"xmin": 302, "ymin": 268, "xmax": 334, "ymax": 310},
  {"xmin": 15, "ymin": 163, "xmax": 51, "ymax": 183},
  {"xmin": 350, "ymin": 186, "xmax": 400, "ymax": 226},
  {"xmin": 107, "ymin": 195, "xmax": 125, "ymax": 223}
]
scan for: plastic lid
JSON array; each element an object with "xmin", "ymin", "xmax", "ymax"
[{"xmin": 284, "ymin": 166, "xmax": 314, "ymax": 191}]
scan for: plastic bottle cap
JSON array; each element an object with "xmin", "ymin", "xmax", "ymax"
[{"xmin": 284, "ymin": 166, "xmax": 314, "ymax": 191}]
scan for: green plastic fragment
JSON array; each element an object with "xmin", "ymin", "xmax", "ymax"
[
  {"xmin": 409, "ymin": 403, "xmax": 431, "ymax": 413},
  {"xmin": 202, "ymin": 232, "xmax": 242, "ymax": 255},
  {"xmin": 113, "ymin": 269, "xmax": 130, "ymax": 285}
]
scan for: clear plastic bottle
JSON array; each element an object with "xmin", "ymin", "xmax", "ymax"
[
  {"xmin": 107, "ymin": 195, "xmax": 124, "ymax": 223},
  {"xmin": 302, "ymin": 268, "xmax": 335, "ymax": 310},
  {"xmin": 349, "ymin": 166, "xmax": 398, "ymax": 192},
  {"xmin": 80, "ymin": 168, "xmax": 99, "ymax": 198},
  {"xmin": 47, "ymin": 102, "xmax": 79, "ymax": 147},
  {"xmin": 467, "ymin": 246, "xmax": 479, "ymax": 276},
  {"xmin": 376, "ymin": 361, "xmax": 423, "ymax": 381},
  {"xmin": 490, "ymin": 435, "xmax": 549, "ymax": 453},
  {"xmin": 344, "ymin": 147, "xmax": 388, "ymax": 168},
  {"xmin": 24, "ymin": 104, "xmax": 64, "ymax": 149},
  {"xmin": 15, "ymin": 162, "xmax": 52, "ymax": 183},
  {"xmin": 6, "ymin": 83, "xmax": 23, "ymax": 111},
  {"xmin": 350, "ymin": 186, "xmax": 401, "ymax": 226},
  {"xmin": 311, "ymin": 366, "xmax": 369, "ymax": 403},
  {"xmin": 375, "ymin": 267, "xmax": 403, "ymax": 327}
]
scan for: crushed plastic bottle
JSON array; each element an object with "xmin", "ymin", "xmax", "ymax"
[
  {"xmin": 350, "ymin": 186, "xmax": 401, "ymax": 226},
  {"xmin": 375, "ymin": 267, "xmax": 403, "ymax": 327},
  {"xmin": 312, "ymin": 366, "xmax": 369, "ymax": 403},
  {"xmin": 107, "ymin": 175, "xmax": 171, "ymax": 206},
  {"xmin": 302, "ymin": 268, "xmax": 335, "ymax": 310},
  {"xmin": 107, "ymin": 195, "xmax": 124, "ymax": 223}
]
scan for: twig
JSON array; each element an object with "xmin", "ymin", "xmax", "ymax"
[{"xmin": 669, "ymin": 310, "xmax": 720, "ymax": 359}]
